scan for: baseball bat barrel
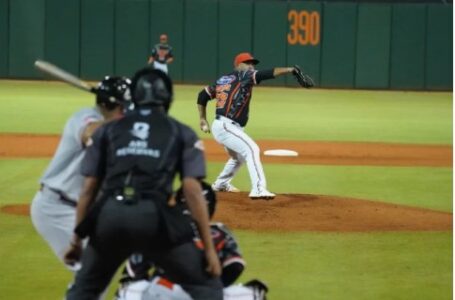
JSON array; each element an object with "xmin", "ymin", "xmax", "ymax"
[{"xmin": 34, "ymin": 60, "xmax": 97, "ymax": 94}]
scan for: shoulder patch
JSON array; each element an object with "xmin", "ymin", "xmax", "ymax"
[{"xmin": 216, "ymin": 75, "xmax": 236, "ymax": 85}]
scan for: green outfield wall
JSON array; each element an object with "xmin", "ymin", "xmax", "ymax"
[
  {"xmin": 1, "ymin": 0, "xmax": 452, "ymax": 90},
  {"xmin": 0, "ymin": 0, "xmax": 8, "ymax": 77}
]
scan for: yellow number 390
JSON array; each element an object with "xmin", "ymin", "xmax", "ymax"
[{"xmin": 288, "ymin": 10, "xmax": 320, "ymax": 46}]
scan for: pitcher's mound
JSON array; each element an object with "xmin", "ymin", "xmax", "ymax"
[
  {"xmin": 2, "ymin": 194, "xmax": 452, "ymax": 232},
  {"xmin": 1, "ymin": 204, "xmax": 30, "ymax": 216},
  {"xmin": 213, "ymin": 193, "xmax": 452, "ymax": 232}
]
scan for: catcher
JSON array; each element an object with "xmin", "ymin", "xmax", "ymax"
[
  {"xmin": 115, "ymin": 181, "xmax": 269, "ymax": 300},
  {"xmin": 197, "ymin": 52, "xmax": 313, "ymax": 199}
]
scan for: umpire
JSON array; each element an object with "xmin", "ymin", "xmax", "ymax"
[{"xmin": 64, "ymin": 67, "xmax": 223, "ymax": 300}]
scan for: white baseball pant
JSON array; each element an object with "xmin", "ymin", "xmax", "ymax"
[
  {"xmin": 211, "ymin": 116, "xmax": 268, "ymax": 194},
  {"xmin": 30, "ymin": 186, "xmax": 76, "ymax": 270},
  {"xmin": 153, "ymin": 61, "xmax": 168, "ymax": 74}
]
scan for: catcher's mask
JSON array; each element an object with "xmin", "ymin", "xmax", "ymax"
[
  {"xmin": 130, "ymin": 67, "xmax": 173, "ymax": 111},
  {"xmin": 96, "ymin": 76, "xmax": 131, "ymax": 110},
  {"xmin": 175, "ymin": 181, "xmax": 217, "ymax": 218}
]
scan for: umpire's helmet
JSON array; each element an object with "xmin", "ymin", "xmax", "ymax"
[
  {"xmin": 175, "ymin": 181, "xmax": 217, "ymax": 218},
  {"xmin": 96, "ymin": 76, "xmax": 131, "ymax": 110},
  {"xmin": 130, "ymin": 67, "xmax": 173, "ymax": 111}
]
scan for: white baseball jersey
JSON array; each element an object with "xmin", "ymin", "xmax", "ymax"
[
  {"xmin": 31, "ymin": 106, "xmax": 102, "ymax": 267},
  {"xmin": 40, "ymin": 107, "xmax": 102, "ymax": 201}
]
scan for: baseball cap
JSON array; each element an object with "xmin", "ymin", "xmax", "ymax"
[{"xmin": 234, "ymin": 52, "xmax": 260, "ymax": 67}]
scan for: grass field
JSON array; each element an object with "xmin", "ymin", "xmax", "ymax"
[{"xmin": 0, "ymin": 80, "xmax": 452, "ymax": 299}]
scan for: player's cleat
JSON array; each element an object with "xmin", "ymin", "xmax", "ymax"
[
  {"xmin": 249, "ymin": 190, "xmax": 275, "ymax": 200},
  {"xmin": 211, "ymin": 183, "xmax": 241, "ymax": 193}
]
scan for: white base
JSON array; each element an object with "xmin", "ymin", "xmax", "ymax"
[{"xmin": 263, "ymin": 149, "xmax": 298, "ymax": 157}]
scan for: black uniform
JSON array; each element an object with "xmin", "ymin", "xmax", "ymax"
[
  {"xmin": 200, "ymin": 69, "xmax": 275, "ymax": 127},
  {"xmin": 190, "ymin": 222, "xmax": 245, "ymax": 286},
  {"xmin": 120, "ymin": 222, "xmax": 245, "ymax": 288},
  {"xmin": 66, "ymin": 109, "xmax": 222, "ymax": 300},
  {"xmin": 151, "ymin": 43, "xmax": 173, "ymax": 64}
]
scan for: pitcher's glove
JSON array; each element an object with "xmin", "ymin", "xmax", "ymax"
[{"xmin": 293, "ymin": 65, "xmax": 314, "ymax": 88}]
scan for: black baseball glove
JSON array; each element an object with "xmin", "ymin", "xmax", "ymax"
[{"xmin": 293, "ymin": 65, "xmax": 314, "ymax": 88}]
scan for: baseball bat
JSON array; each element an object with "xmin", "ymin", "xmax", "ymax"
[{"xmin": 34, "ymin": 60, "xmax": 97, "ymax": 94}]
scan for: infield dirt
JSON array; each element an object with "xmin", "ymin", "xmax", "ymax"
[
  {"xmin": 0, "ymin": 133, "xmax": 451, "ymax": 167},
  {"xmin": 0, "ymin": 133, "xmax": 452, "ymax": 232}
]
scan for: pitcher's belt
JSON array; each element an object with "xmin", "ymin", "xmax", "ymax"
[{"xmin": 215, "ymin": 115, "xmax": 241, "ymax": 127}]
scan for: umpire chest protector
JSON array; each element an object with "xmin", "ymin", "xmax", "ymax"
[{"xmin": 103, "ymin": 110, "xmax": 181, "ymax": 193}]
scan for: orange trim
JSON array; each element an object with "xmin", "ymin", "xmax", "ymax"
[
  {"xmin": 157, "ymin": 277, "xmax": 174, "ymax": 290},
  {"xmin": 216, "ymin": 240, "xmax": 226, "ymax": 251},
  {"xmin": 234, "ymin": 86, "xmax": 252, "ymax": 119},
  {"xmin": 225, "ymin": 83, "xmax": 240, "ymax": 117},
  {"xmin": 194, "ymin": 239, "xmax": 204, "ymax": 250}
]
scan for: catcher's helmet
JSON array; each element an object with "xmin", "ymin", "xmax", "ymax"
[
  {"xmin": 130, "ymin": 67, "xmax": 173, "ymax": 110},
  {"xmin": 175, "ymin": 181, "xmax": 217, "ymax": 218},
  {"xmin": 96, "ymin": 76, "xmax": 131, "ymax": 110}
]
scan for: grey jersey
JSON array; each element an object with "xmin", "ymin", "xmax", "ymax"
[{"xmin": 40, "ymin": 107, "xmax": 103, "ymax": 201}]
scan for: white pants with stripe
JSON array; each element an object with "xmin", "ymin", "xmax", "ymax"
[{"xmin": 211, "ymin": 117, "xmax": 267, "ymax": 194}]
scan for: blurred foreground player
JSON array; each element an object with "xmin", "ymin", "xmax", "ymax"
[
  {"xmin": 116, "ymin": 182, "xmax": 269, "ymax": 300},
  {"xmin": 64, "ymin": 68, "xmax": 222, "ymax": 300},
  {"xmin": 31, "ymin": 77, "xmax": 130, "ymax": 270}
]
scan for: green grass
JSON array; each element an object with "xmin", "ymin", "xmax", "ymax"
[
  {"xmin": 0, "ymin": 214, "xmax": 74, "ymax": 299},
  {"xmin": 0, "ymin": 159, "xmax": 48, "ymax": 206},
  {"xmin": 0, "ymin": 80, "xmax": 452, "ymax": 144},
  {"xmin": 0, "ymin": 209, "xmax": 452, "ymax": 300},
  {"xmin": 1, "ymin": 159, "xmax": 452, "ymax": 212},
  {"xmin": 209, "ymin": 163, "xmax": 453, "ymax": 212},
  {"xmin": 0, "ymin": 81, "xmax": 452, "ymax": 300},
  {"xmin": 236, "ymin": 231, "xmax": 452, "ymax": 300},
  {"xmin": 1, "ymin": 213, "xmax": 450, "ymax": 300}
]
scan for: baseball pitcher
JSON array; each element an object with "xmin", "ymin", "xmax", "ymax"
[{"xmin": 197, "ymin": 52, "xmax": 313, "ymax": 199}]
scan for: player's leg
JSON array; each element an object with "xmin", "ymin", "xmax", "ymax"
[
  {"xmin": 66, "ymin": 243, "xmax": 128, "ymax": 300},
  {"xmin": 115, "ymin": 280, "xmax": 149, "ymax": 300},
  {"xmin": 223, "ymin": 282, "xmax": 268, "ymax": 300},
  {"xmin": 157, "ymin": 242, "xmax": 223, "ymax": 300},
  {"xmin": 212, "ymin": 148, "xmax": 244, "ymax": 192},
  {"xmin": 68, "ymin": 199, "xmax": 159, "ymax": 299},
  {"xmin": 223, "ymin": 285, "xmax": 255, "ymax": 300},
  {"xmin": 144, "ymin": 277, "xmax": 193, "ymax": 300},
  {"xmin": 212, "ymin": 121, "xmax": 273, "ymax": 198},
  {"xmin": 30, "ymin": 188, "xmax": 77, "ymax": 268}
]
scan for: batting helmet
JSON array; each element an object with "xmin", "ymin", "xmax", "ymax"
[
  {"xmin": 96, "ymin": 76, "xmax": 131, "ymax": 110},
  {"xmin": 130, "ymin": 67, "xmax": 173, "ymax": 110},
  {"xmin": 175, "ymin": 181, "xmax": 217, "ymax": 218}
]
